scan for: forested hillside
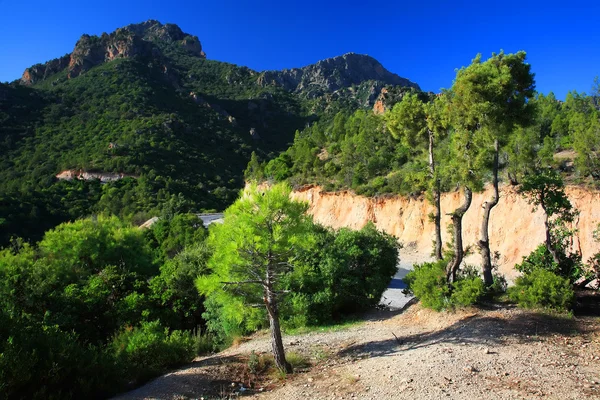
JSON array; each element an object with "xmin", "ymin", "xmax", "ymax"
[
  {"xmin": 0, "ymin": 20, "xmax": 417, "ymax": 246},
  {"xmin": 251, "ymin": 72, "xmax": 600, "ymax": 197}
]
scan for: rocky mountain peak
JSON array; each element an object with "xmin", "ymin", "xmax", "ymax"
[
  {"xmin": 20, "ymin": 20, "xmax": 205, "ymax": 85},
  {"xmin": 257, "ymin": 52, "xmax": 419, "ymax": 98}
]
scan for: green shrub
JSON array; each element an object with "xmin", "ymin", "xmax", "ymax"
[
  {"xmin": 283, "ymin": 222, "xmax": 400, "ymax": 325},
  {"xmin": 193, "ymin": 331, "xmax": 216, "ymax": 355},
  {"xmin": 404, "ymin": 261, "xmax": 486, "ymax": 311},
  {"xmin": 248, "ymin": 351, "xmax": 260, "ymax": 374},
  {"xmin": 515, "ymin": 244, "xmax": 582, "ymax": 283},
  {"xmin": 110, "ymin": 320, "xmax": 195, "ymax": 384},
  {"xmin": 403, "ymin": 261, "xmax": 450, "ymax": 311},
  {"xmin": 508, "ymin": 269, "xmax": 574, "ymax": 311},
  {"xmin": 489, "ymin": 272, "xmax": 508, "ymax": 294},
  {"xmin": 451, "ymin": 277, "xmax": 485, "ymax": 307},
  {"xmin": 0, "ymin": 318, "xmax": 118, "ymax": 400}
]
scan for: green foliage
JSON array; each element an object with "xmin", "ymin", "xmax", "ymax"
[
  {"xmin": 403, "ymin": 261, "xmax": 450, "ymax": 311},
  {"xmin": 148, "ymin": 242, "xmax": 211, "ymax": 330},
  {"xmin": 450, "ymin": 276, "xmax": 485, "ymax": 307},
  {"xmin": 283, "ymin": 222, "xmax": 400, "ymax": 326},
  {"xmin": 509, "ymin": 269, "xmax": 574, "ymax": 311},
  {"xmin": 0, "ymin": 213, "xmax": 210, "ymax": 398},
  {"xmin": 197, "ymin": 183, "xmax": 314, "ymax": 340},
  {"xmin": 0, "ymin": 216, "xmax": 158, "ymax": 342},
  {"xmin": 518, "ymin": 169, "xmax": 576, "ymax": 220},
  {"xmin": 0, "ymin": 316, "xmax": 118, "ymax": 400},
  {"xmin": 515, "ymin": 244, "xmax": 582, "ymax": 284},
  {"xmin": 517, "ymin": 169, "xmax": 583, "ymax": 283},
  {"xmin": 146, "ymin": 212, "xmax": 207, "ymax": 261},
  {"xmin": 403, "ymin": 260, "xmax": 486, "ymax": 311},
  {"xmin": 245, "ymin": 151, "xmax": 265, "ymax": 181},
  {"xmin": 110, "ymin": 320, "xmax": 195, "ymax": 384},
  {"xmin": 0, "ymin": 39, "xmax": 319, "ymax": 244}
]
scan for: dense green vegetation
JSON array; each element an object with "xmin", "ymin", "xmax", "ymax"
[
  {"xmin": 197, "ymin": 183, "xmax": 398, "ymax": 371},
  {"xmin": 0, "ymin": 214, "xmax": 206, "ymax": 398},
  {"xmin": 0, "ymin": 184, "xmax": 399, "ymax": 398},
  {"xmin": 0, "ymin": 22, "xmax": 422, "ymax": 247}
]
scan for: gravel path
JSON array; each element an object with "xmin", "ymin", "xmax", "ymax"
[{"xmin": 115, "ymin": 302, "xmax": 600, "ymax": 400}]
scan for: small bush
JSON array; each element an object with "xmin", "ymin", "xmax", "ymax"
[
  {"xmin": 404, "ymin": 261, "xmax": 485, "ymax": 311},
  {"xmin": 0, "ymin": 320, "xmax": 118, "ymax": 400},
  {"xmin": 403, "ymin": 261, "xmax": 450, "ymax": 311},
  {"xmin": 247, "ymin": 351, "xmax": 260, "ymax": 374},
  {"xmin": 516, "ymin": 244, "xmax": 582, "ymax": 283},
  {"xmin": 451, "ymin": 277, "xmax": 485, "ymax": 307},
  {"xmin": 509, "ymin": 269, "xmax": 574, "ymax": 311},
  {"xmin": 110, "ymin": 320, "xmax": 195, "ymax": 384},
  {"xmin": 193, "ymin": 331, "xmax": 216, "ymax": 355},
  {"xmin": 489, "ymin": 273, "xmax": 508, "ymax": 295},
  {"xmin": 286, "ymin": 351, "xmax": 310, "ymax": 370}
]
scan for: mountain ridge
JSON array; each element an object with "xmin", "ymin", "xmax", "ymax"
[
  {"xmin": 18, "ymin": 20, "xmax": 418, "ymax": 99},
  {"xmin": 258, "ymin": 52, "xmax": 420, "ymax": 97}
]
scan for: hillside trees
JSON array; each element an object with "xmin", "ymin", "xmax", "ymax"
[
  {"xmin": 385, "ymin": 92, "xmax": 448, "ymax": 260},
  {"xmin": 447, "ymin": 51, "xmax": 535, "ymax": 286},
  {"xmin": 197, "ymin": 183, "xmax": 314, "ymax": 372}
]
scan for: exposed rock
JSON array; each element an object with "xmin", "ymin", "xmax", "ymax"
[
  {"xmin": 373, "ymin": 88, "xmax": 389, "ymax": 114},
  {"xmin": 56, "ymin": 169, "xmax": 138, "ymax": 183},
  {"xmin": 586, "ymin": 279, "xmax": 600, "ymax": 290},
  {"xmin": 249, "ymin": 127, "xmax": 260, "ymax": 140},
  {"xmin": 575, "ymin": 275, "xmax": 592, "ymax": 287},
  {"xmin": 258, "ymin": 53, "xmax": 419, "ymax": 98},
  {"xmin": 21, "ymin": 20, "xmax": 206, "ymax": 84},
  {"xmin": 373, "ymin": 85, "xmax": 426, "ymax": 114},
  {"xmin": 21, "ymin": 54, "xmax": 70, "ymax": 85}
]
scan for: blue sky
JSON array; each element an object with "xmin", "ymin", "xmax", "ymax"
[{"xmin": 1, "ymin": 0, "xmax": 598, "ymax": 99}]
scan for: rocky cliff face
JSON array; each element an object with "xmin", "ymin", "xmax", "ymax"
[
  {"xmin": 291, "ymin": 185, "xmax": 600, "ymax": 279},
  {"xmin": 258, "ymin": 53, "xmax": 420, "ymax": 98},
  {"xmin": 20, "ymin": 20, "xmax": 205, "ymax": 85}
]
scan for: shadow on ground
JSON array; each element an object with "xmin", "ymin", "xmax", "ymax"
[
  {"xmin": 339, "ymin": 304, "xmax": 593, "ymax": 360},
  {"xmin": 113, "ymin": 354, "xmax": 245, "ymax": 400}
]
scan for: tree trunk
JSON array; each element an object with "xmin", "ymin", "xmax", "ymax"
[
  {"xmin": 264, "ymin": 268, "xmax": 291, "ymax": 373},
  {"xmin": 479, "ymin": 139, "xmax": 499, "ymax": 286},
  {"xmin": 429, "ymin": 130, "xmax": 443, "ymax": 260},
  {"xmin": 446, "ymin": 187, "xmax": 473, "ymax": 283},
  {"xmin": 542, "ymin": 205, "xmax": 561, "ymax": 266}
]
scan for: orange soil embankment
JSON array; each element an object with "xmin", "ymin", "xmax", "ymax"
[{"xmin": 291, "ymin": 185, "xmax": 600, "ymax": 279}]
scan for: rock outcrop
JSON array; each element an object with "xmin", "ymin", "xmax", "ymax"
[
  {"xmin": 20, "ymin": 20, "xmax": 206, "ymax": 85},
  {"xmin": 20, "ymin": 54, "xmax": 71, "ymax": 85},
  {"xmin": 291, "ymin": 185, "xmax": 600, "ymax": 279},
  {"xmin": 56, "ymin": 169, "xmax": 138, "ymax": 183},
  {"xmin": 258, "ymin": 53, "xmax": 419, "ymax": 98}
]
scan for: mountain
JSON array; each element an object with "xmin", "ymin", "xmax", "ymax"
[
  {"xmin": 20, "ymin": 20, "xmax": 205, "ymax": 85},
  {"xmin": 0, "ymin": 20, "xmax": 420, "ymax": 244},
  {"xmin": 258, "ymin": 52, "xmax": 420, "ymax": 97}
]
